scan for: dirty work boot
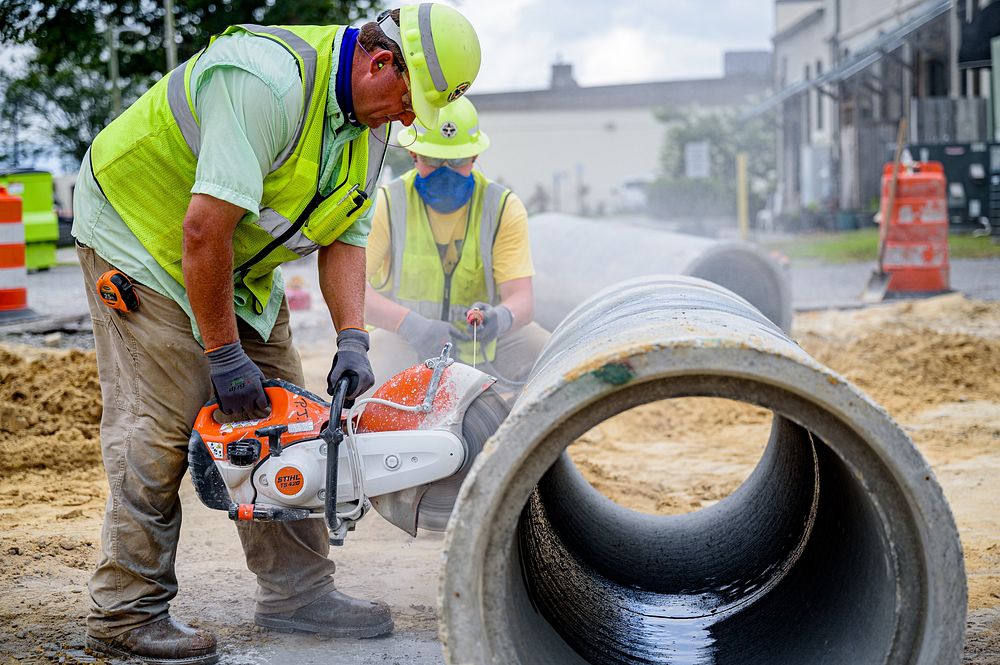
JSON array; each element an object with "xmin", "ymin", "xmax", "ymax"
[
  {"xmin": 255, "ymin": 589, "xmax": 393, "ymax": 638},
  {"xmin": 86, "ymin": 616, "xmax": 218, "ymax": 665}
]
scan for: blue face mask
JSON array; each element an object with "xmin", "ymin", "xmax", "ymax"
[{"xmin": 414, "ymin": 167, "xmax": 475, "ymax": 213}]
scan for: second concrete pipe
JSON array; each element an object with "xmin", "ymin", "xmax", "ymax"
[
  {"xmin": 440, "ymin": 276, "xmax": 965, "ymax": 665},
  {"xmin": 529, "ymin": 213, "xmax": 793, "ymax": 331}
]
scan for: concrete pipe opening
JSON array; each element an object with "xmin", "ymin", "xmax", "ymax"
[{"xmin": 440, "ymin": 276, "xmax": 966, "ymax": 665}]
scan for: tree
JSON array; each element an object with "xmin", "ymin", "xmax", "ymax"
[
  {"xmin": 0, "ymin": 0, "xmax": 384, "ymax": 167},
  {"xmin": 0, "ymin": 71, "xmax": 49, "ymax": 167},
  {"xmin": 646, "ymin": 106, "xmax": 776, "ymax": 228}
]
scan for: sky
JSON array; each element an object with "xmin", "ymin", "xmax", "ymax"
[{"xmin": 394, "ymin": 0, "xmax": 775, "ymax": 93}]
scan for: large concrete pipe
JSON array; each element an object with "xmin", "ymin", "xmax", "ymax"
[
  {"xmin": 440, "ymin": 276, "xmax": 965, "ymax": 665},
  {"xmin": 529, "ymin": 213, "xmax": 793, "ymax": 332}
]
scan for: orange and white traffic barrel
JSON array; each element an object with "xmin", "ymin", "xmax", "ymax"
[
  {"xmin": 0, "ymin": 185, "xmax": 34, "ymax": 322},
  {"xmin": 880, "ymin": 161, "xmax": 950, "ymax": 294}
]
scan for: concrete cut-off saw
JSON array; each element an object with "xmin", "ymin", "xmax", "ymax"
[{"xmin": 187, "ymin": 344, "xmax": 508, "ymax": 543}]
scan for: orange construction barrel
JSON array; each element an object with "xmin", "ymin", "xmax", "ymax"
[
  {"xmin": 0, "ymin": 185, "xmax": 35, "ymax": 322},
  {"xmin": 879, "ymin": 161, "xmax": 950, "ymax": 294}
]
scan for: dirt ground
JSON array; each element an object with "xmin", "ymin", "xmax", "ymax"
[{"xmin": 1, "ymin": 294, "xmax": 998, "ymax": 663}]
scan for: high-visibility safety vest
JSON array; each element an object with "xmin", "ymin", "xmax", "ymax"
[
  {"xmin": 90, "ymin": 24, "xmax": 388, "ymax": 313},
  {"xmin": 372, "ymin": 169, "xmax": 511, "ymax": 362}
]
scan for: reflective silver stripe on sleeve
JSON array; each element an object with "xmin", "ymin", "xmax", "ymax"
[
  {"xmin": 258, "ymin": 208, "xmax": 321, "ymax": 257},
  {"xmin": 166, "ymin": 61, "xmax": 201, "ymax": 156},
  {"xmin": 237, "ymin": 24, "xmax": 318, "ymax": 172},
  {"xmin": 479, "ymin": 182, "xmax": 507, "ymax": 305},
  {"xmin": 386, "ymin": 178, "xmax": 409, "ymax": 298},
  {"xmin": 418, "ymin": 4, "xmax": 449, "ymax": 92}
]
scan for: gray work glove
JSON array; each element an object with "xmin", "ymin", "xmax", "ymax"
[
  {"xmin": 396, "ymin": 311, "xmax": 469, "ymax": 359},
  {"xmin": 327, "ymin": 328, "xmax": 375, "ymax": 404},
  {"xmin": 207, "ymin": 341, "xmax": 269, "ymax": 418},
  {"xmin": 465, "ymin": 302, "xmax": 513, "ymax": 343}
]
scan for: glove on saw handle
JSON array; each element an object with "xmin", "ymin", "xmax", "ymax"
[
  {"xmin": 327, "ymin": 328, "xmax": 375, "ymax": 403},
  {"xmin": 397, "ymin": 311, "xmax": 469, "ymax": 359},
  {"xmin": 206, "ymin": 341, "xmax": 269, "ymax": 418},
  {"xmin": 465, "ymin": 302, "xmax": 513, "ymax": 343}
]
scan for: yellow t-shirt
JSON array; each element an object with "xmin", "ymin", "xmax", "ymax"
[{"xmin": 366, "ymin": 179, "xmax": 535, "ymax": 285}]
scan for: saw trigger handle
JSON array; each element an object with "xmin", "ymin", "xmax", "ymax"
[{"xmin": 255, "ymin": 424, "xmax": 288, "ymax": 458}]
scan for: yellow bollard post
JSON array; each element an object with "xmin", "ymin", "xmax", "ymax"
[{"xmin": 737, "ymin": 151, "xmax": 749, "ymax": 240}]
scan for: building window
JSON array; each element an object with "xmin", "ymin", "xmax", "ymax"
[{"xmin": 816, "ymin": 60, "xmax": 824, "ymax": 130}]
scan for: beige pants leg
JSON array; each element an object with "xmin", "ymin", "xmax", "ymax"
[
  {"xmin": 80, "ymin": 246, "xmax": 334, "ymax": 639},
  {"xmin": 492, "ymin": 322, "xmax": 551, "ymax": 384}
]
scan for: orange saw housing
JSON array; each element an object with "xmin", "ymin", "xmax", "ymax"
[{"xmin": 192, "ymin": 380, "xmax": 333, "ymax": 462}]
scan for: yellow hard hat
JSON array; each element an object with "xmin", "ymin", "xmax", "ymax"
[
  {"xmin": 397, "ymin": 97, "xmax": 490, "ymax": 159},
  {"xmin": 379, "ymin": 4, "xmax": 482, "ymax": 129}
]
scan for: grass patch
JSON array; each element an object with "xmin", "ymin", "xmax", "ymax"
[{"xmin": 765, "ymin": 228, "xmax": 1000, "ymax": 264}]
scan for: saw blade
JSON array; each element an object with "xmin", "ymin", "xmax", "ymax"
[{"xmin": 416, "ymin": 386, "xmax": 509, "ymax": 531}]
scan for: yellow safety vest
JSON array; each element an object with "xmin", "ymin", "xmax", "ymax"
[
  {"xmin": 372, "ymin": 169, "xmax": 511, "ymax": 362},
  {"xmin": 90, "ymin": 24, "xmax": 389, "ymax": 313}
]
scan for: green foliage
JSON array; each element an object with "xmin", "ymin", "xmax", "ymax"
[
  {"xmin": 0, "ymin": 71, "xmax": 49, "ymax": 166},
  {"xmin": 764, "ymin": 228, "xmax": 1000, "ymax": 264},
  {"xmin": 0, "ymin": 0, "xmax": 384, "ymax": 167},
  {"xmin": 648, "ymin": 107, "xmax": 776, "ymax": 222}
]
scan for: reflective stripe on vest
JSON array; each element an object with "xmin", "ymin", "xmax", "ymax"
[
  {"xmin": 90, "ymin": 24, "xmax": 387, "ymax": 315},
  {"xmin": 247, "ymin": 123, "xmax": 389, "ymax": 262},
  {"xmin": 165, "ymin": 26, "xmax": 388, "ymax": 261},
  {"xmin": 384, "ymin": 176, "xmax": 506, "ymax": 306},
  {"xmin": 380, "ymin": 172, "xmax": 509, "ymax": 361}
]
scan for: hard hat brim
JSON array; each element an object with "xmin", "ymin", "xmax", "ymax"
[{"xmin": 397, "ymin": 126, "xmax": 491, "ymax": 159}]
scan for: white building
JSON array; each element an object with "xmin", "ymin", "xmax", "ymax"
[{"xmin": 467, "ymin": 54, "xmax": 771, "ymax": 217}]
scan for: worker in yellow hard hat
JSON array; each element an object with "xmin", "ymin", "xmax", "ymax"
[
  {"xmin": 366, "ymin": 97, "xmax": 550, "ymax": 391},
  {"xmin": 71, "ymin": 4, "xmax": 480, "ymax": 662}
]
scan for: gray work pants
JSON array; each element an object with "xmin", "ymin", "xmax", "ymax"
[{"xmin": 78, "ymin": 245, "xmax": 336, "ymax": 639}]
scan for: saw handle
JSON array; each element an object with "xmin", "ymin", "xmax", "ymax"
[
  {"xmin": 320, "ymin": 376, "xmax": 351, "ymax": 545},
  {"xmin": 255, "ymin": 424, "xmax": 287, "ymax": 457}
]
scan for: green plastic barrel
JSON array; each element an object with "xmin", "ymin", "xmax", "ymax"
[{"xmin": 0, "ymin": 169, "xmax": 59, "ymax": 270}]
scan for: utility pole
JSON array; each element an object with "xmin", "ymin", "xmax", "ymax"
[
  {"xmin": 164, "ymin": 0, "xmax": 178, "ymax": 70},
  {"xmin": 11, "ymin": 95, "xmax": 20, "ymax": 167},
  {"xmin": 737, "ymin": 152, "xmax": 749, "ymax": 239}
]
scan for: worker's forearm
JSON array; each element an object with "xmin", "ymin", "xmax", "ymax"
[
  {"xmin": 365, "ymin": 285, "xmax": 411, "ymax": 331},
  {"xmin": 182, "ymin": 196, "xmax": 243, "ymax": 350},
  {"xmin": 498, "ymin": 278, "xmax": 534, "ymax": 332},
  {"xmin": 319, "ymin": 241, "xmax": 367, "ymax": 331}
]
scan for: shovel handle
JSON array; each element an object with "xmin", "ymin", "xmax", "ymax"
[{"xmin": 878, "ymin": 117, "xmax": 908, "ymax": 273}]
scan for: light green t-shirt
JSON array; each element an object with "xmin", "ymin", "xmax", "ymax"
[{"xmin": 73, "ymin": 27, "xmax": 373, "ymax": 344}]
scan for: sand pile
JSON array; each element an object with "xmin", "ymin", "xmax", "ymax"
[{"xmin": 0, "ymin": 346, "xmax": 102, "ymax": 476}]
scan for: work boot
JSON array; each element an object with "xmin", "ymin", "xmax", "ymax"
[
  {"xmin": 254, "ymin": 589, "xmax": 394, "ymax": 638},
  {"xmin": 86, "ymin": 616, "xmax": 218, "ymax": 665}
]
